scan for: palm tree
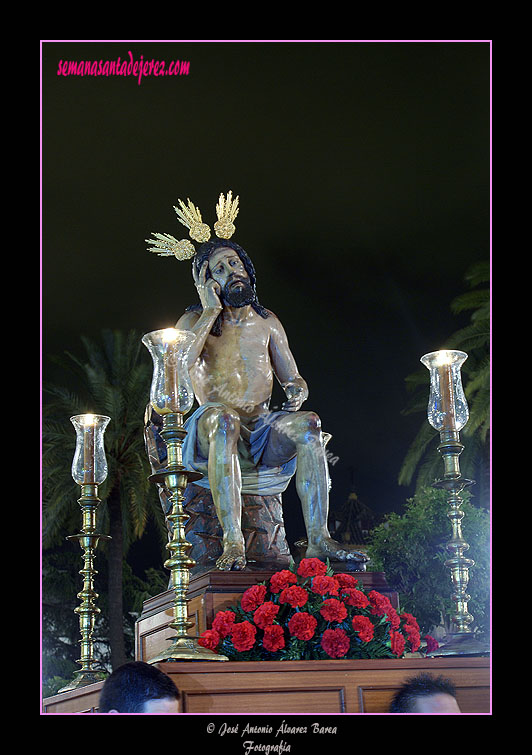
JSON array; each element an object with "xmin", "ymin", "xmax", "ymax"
[
  {"xmin": 398, "ymin": 262, "xmax": 490, "ymax": 505},
  {"xmin": 42, "ymin": 329, "xmax": 166, "ymax": 669}
]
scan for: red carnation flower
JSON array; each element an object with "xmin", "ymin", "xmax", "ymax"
[
  {"xmin": 387, "ymin": 607, "xmax": 401, "ymax": 629},
  {"xmin": 253, "ymin": 601, "xmax": 280, "ymax": 629},
  {"xmin": 404, "ymin": 624, "xmax": 421, "ymax": 652},
  {"xmin": 321, "ymin": 627, "xmax": 350, "ymax": 658},
  {"xmin": 310, "ymin": 575, "xmax": 339, "ymax": 596},
  {"xmin": 352, "ymin": 615, "xmax": 374, "ymax": 642},
  {"xmin": 198, "ymin": 628, "xmax": 220, "ymax": 651},
  {"xmin": 231, "ymin": 620, "xmax": 257, "ymax": 652},
  {"xmin": 279, "ymin": 585, "xmax": 309, "ymax": 608},
  {"xmin": 241, "ymin": 584, "xmax": 267, "ymax": 612},
  {"xmin": 368, "ymin": 590, "xmax": 394, "ymax": 619},
  {"xmin": 263, "ymin": 624, "xmax": 285, "ymax": 653},
  {"xmin": 401, "ymin": 612, "xmax": 420, "ymax": 630},
  {"xmin": 288, "ymin": 611, "xmax": 317, "ymax": 640},
  {"xmin": 297, "ymin": 558, "xmax": 328, "ymax": 578},
  {"xmin": 341, "ymin": 588, "xmax": 369, "ymax": 609},
  {"xmin": 212, "ymin": 610, "xmax": 236, "ymax": 638},
  {"xmin": 424, "ymin": 635, "xmax": 439, "ymax": 653},
  {"xmin": 269, "ymin": 569, "xmax": 298, "ymax": 593},
  {"xmin": 390, "ymin": 630, "xmax": 405, "ymax": 657},
  {"xmin": 335, "ymin": 573, "xmax": 359, "ymax": 589},
  {"xmin": 320, "ymin": 598, "xmax": 348, "ymax": 623}
]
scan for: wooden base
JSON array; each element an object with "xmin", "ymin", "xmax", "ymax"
[
  {"xmin": 43, "ymin": 567, "xmax": 490, "ymax": 715},
  {"xmin": 42, "ymin": 656, "xmax": 490, "ymax": 713}
]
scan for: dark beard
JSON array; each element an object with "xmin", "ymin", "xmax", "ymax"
[{"xmin": 221, "ymin": 277, "xmax": 256, "ymax": 308}]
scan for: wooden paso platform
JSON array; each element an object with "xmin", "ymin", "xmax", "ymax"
[
  {"xmin": 43, "ymin": 568, "xmax": 490, "ymax": 714},
  {"xmin": 42, "ymin": 656, "xmax": 490, "ymax": 714}
]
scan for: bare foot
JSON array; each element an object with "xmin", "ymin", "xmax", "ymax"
[
  {"xmin": 306, "ymin": 536, "xmax": 369, "ymax": 563},
  {"xmin": 216, "ymin": 542, "xmax": 247, "ymax": 571}
]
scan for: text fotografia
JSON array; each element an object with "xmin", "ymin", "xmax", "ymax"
[
  {"xmin": 56, "ymin": 51, "xmax": 190, "ymax": 85},
  {"xmin": 211, "ymin": 720, "xmax": 338, "ymax": 748}
]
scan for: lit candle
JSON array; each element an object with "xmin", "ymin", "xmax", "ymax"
[
  {"xmin": 162, "ymin": 329, "xmax": 178, "ymax": 413},
  {"xmin": 83, "ymin": 414, "xmax": 95, "ymax": 483},
  {"xmin": 435, "ymin": 352, "xmax": 456, "ymax": 431}
]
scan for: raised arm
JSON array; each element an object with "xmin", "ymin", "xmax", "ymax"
[
  {"xmin": 268, "ymin": 313, "xmax": 309, "ymax": 411},
  {"xmin": 175, "ymin": 260, "xmax": 222, "ymax": 365}
]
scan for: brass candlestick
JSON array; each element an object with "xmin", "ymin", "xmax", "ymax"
[
  {"xmin": 421, "ymin": 351, "xmax": 489, "ymax": 656},
  {"xmin": 59, "ymin": 415, "xmax": 111, "ymax": 692},
  {"xmin": 142, "ymin": 328, "xmax": 228, "ymax": 662}
]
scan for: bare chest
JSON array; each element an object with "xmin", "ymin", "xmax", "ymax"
[{"xmin": 193, "ymin": 317, "xmax": 272, "ymax": 379}]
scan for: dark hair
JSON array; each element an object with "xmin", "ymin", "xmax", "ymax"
[
  {"xmin": 389, "ymin": 673, "xmax": 457, "ymax": 713},
  {"xmin": 98, "ymin": 661, "xmax": 179, "ymax": 713},
  {"xmin": 185, "ymin": 239, "xmax": 270, "ymax": 336}
]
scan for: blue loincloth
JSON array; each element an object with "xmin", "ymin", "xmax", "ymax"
[{"xmin": 181, "ymin": 402, "xmax": 298, "ymax": 496}]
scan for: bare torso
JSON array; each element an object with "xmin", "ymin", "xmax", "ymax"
[{"xmin": 177, "ymin": 308, "xmax": 281, "ymax": 418}]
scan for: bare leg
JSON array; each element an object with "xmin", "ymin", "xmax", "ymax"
[
  {"xmin": 198, "ymin": 405, "xmax": 246, "ymax": 570},
  {"xmin": 263, "ymin": 411, "xmax": 368, "ymax": 563}
]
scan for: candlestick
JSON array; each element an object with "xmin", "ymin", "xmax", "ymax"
[
  {"xmin": 59, "ymin": 414, "xmax": 112, "ymax": 692},
  {"xmin": 420, "ymin": 351, "xmax": 489, "ymax": 656},
  {"xmin": 142, "ymin": 328, "xmax": 228, "ymax": 662}
]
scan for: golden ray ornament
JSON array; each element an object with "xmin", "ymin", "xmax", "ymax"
[
  {"xmin": 214, "ymin": 190, "xmax": 239, "ymax": 239},
  {"xmin": 145, "ymin": 232, "xmax": 196, "ymax": 260},
  {"xmin": 146, "ymin": 191, "xmax": 240, "ymax": 264},
  {"xmin": 173, "ymin": 198, "xmax": 212, "ymax": 243}
]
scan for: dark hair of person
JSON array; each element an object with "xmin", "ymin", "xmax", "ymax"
[
  {"xmin": 98, "ymin": 661, "xmax": 180, "ymax": 713},
  {"xmin": 389, "ymin": 673, "xmax": 457, "ymax": 713},
  {"xmin": 185, "ymin": 239, "xmax": 270, "ymax": 336}
]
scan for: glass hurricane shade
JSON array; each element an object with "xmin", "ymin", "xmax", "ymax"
[
  {"xmin": 420, "ymin": 350, "xmax": 469, "ymax": 432},
  {"xmin": 70, "ymin": 414, "xmax": 111, "ymax": 485},
  {"xmin": 142, "ymin": 328, "xmax": 197, "ymax": 415}
]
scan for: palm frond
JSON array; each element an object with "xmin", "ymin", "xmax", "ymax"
[
  {"xmin": 450, "ymin": 289, "xmax": 489, "ymax": 316},
  {"xmin": 446, "ymin": 320, "xmax": 490, "ymax": 354},
  {"xmin": 463, "ymin": 261, "xmax": 490, "ymax": 287},
  {"xmin": 398, "ymin": 423, "xmax": 439, "ymax": 487}
]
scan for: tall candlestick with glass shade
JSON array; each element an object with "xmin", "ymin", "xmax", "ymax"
[
  {"xmin": 420, "ymin": 350, "xmax": 489, "ymax": 656},
  {"xmin": 142, "ymin": 328, "xmax": 228, "ymax": 662},
  {"xmin": 59, "ymin": 414, "xmax": 112, "ymax": 692}
]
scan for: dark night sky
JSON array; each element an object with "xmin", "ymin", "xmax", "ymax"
[{"xmin": 41, "ymin": 40, "xmax": 490, "ymax": 553}]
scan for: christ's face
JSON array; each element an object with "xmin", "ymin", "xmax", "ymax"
[
  {"xmin": 208, "ymin": 248, "xmax": 248, "ymax": 287},
  {"xmin": 208, "ymin": 247, "xmax": 255, "ymax": 307}
]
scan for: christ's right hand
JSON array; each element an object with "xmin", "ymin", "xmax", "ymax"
[{"xmin": 193, "ymin": 260, "xmax": 222, "ymax": 311}]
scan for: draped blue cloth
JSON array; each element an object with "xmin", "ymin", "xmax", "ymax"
[{"xmin": 182, "ymin": 402, "xmax": 297, "ymax": 496}]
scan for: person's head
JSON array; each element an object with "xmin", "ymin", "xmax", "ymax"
[
  {"xmin": 203, "ymin": 243, "xmax": 255, "ymax": 307},
  {"xmin": 98, "ymin": 661, "xmax": 180, "ymax": 714},
  {"xmin": 187, "ymin": 239, "xmax": 270, "ymax": 334},
  {"xmin": 389, "ymin": 673, "xmax": 461, "ymax": 714},
  {"xmin": 194, "ymin": 239, "xmax": 260, "ymax": 307}
]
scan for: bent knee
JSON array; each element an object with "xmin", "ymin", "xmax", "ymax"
[
  {"xmin": 283, "ymin": 410, "xmax": 321, "ymax": 445},
  {"xmin": 299, "ymin": 410, "xmax": 321, "ymax": 433},
  {"xmin": 203, "ymin": 404, "xmax": 241, "ymax": 439}
]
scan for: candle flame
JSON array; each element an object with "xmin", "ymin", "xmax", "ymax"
[
  {"xmin": 82, "ymin": 414, "xmax": 96, "ymax": 426},
  {"xmin": 162, "ymin": 328, "xmax": 179, "ymax": 343},
  {"xmin": 434, "ymin": 350, "xmax": 452, "ymax": 366}
]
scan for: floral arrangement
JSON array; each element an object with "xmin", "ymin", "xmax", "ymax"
[{"xmin": 198, "ymin": 558, "xmax": 438, "ymax": 660}]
